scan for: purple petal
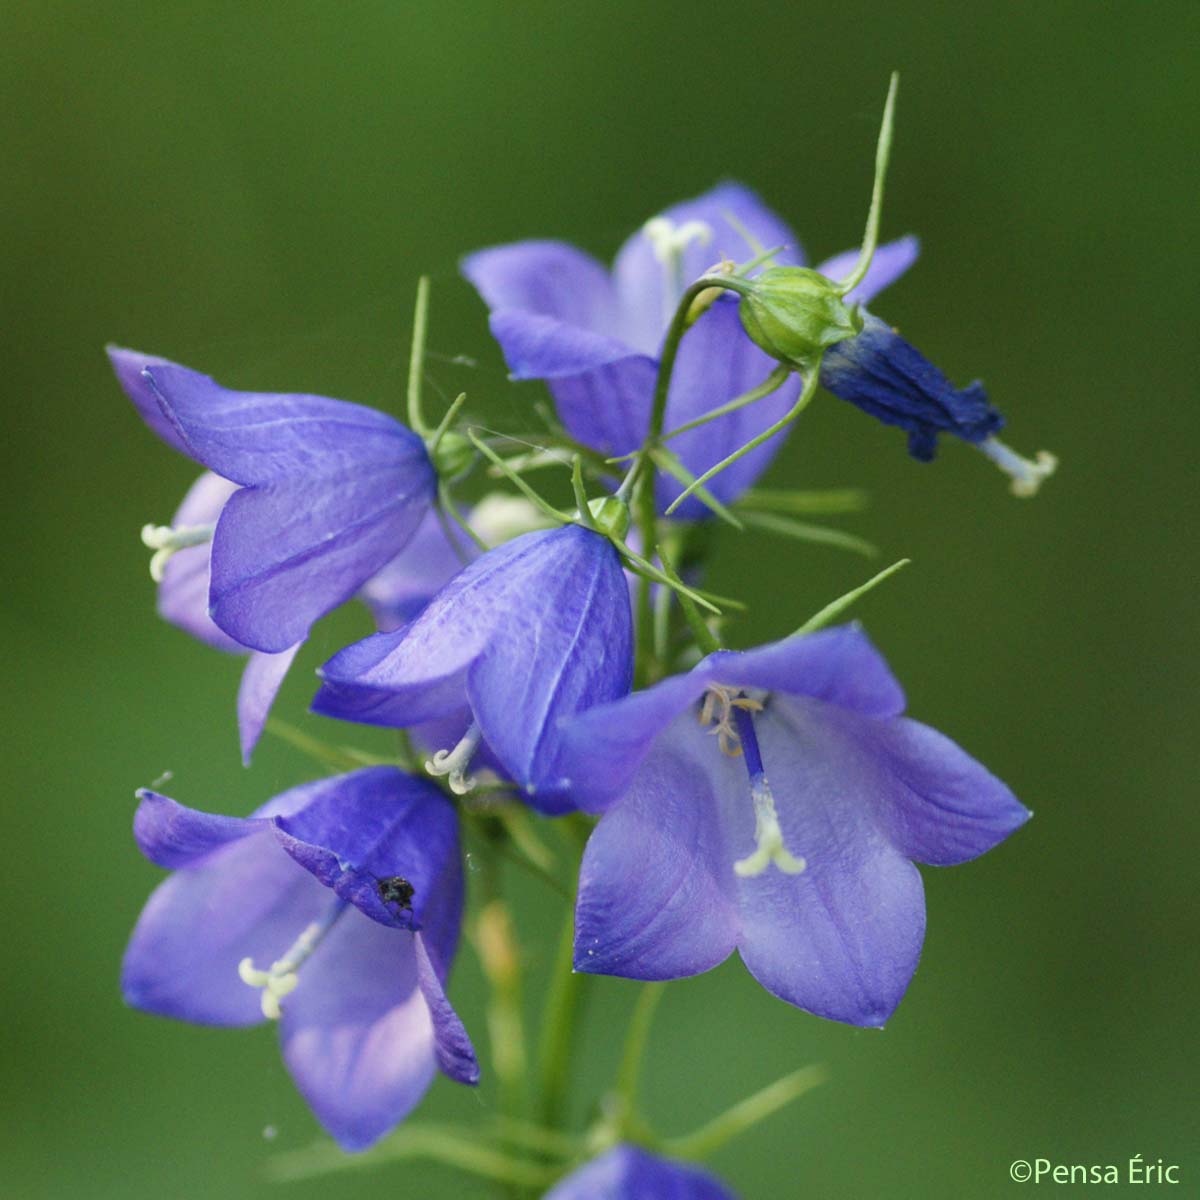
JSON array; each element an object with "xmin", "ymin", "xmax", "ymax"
[
  {"xmin": 132, "ymin": 790, "xmax": 265, "ymax": 868},
  {"xmin": 157, "ymin": 472, "xmax": 244, "ymax": 652},
  {"xmin": 814, "ymin": 234, "xmax": 920, "ymax": 306},
  {"xmin": 279, "ymin": 912, "xmax": 438, "ymax": 1151},
  {"xmin": 556, "ymin": 670, "xmax": 710, "ymax": 811},
  {"xmin": 658, "ymin": 298, "xmax": 803, "ymax": 514},
  {"xmin": 545, "ymin": 357, "xmax": 658, "ymax": 459},
  {"xmin": 575, "ymin": 717, "xmax": 740, "ymax": 980},
  {"xmin": 613, "ymin": 182, "xmax": 803, "ymax": 353},
  {"xmin": 461, "ymin": 240, "xmax": 619, "ymax": 334},
  {"xmin": 734, "ymin": 701, "xmax": 926, "ymax": 1026},
  {"xmin": 272, "ymin": 767, "xmax": 459, "ymax": 930},
  {"xmin": 488, "ymin": 311, "xmax": 648, "ymax": 380},
  {"xmin": 208, "ymin": 463, "xmax": 434, "ymax": 652},
  {"xmin": 122, "ymin": 809, "xmax": 328, "ymax": 1026},
  {"xmin": 107, "ymin": 345, "xmax": 192, "ymax": 455},
  {"xmin": 414, "ymin": 933, "xmax": 479, "ymax": 1085},
  {"xmin": 360, "ymin": 507, "xmax": 475, "ymax": 633},
  {"xmin": 238, "ymin": 643, "xmax": 302, "ymax": 765},
  {"xmin": 464, "ymin": 526, "xmax": 633, "ymax": 810},
  {"xmin": 317, "ymin": 527, "xmax": 634, "ymax": 812},
  {"xmin": 712, "ymin": 624, "xmax": 907, "ymax": 717},
  {"xmin": 840, "ymin": 714, "xmax": 1030, "ymax": 865},
  {"xmin": 546, "ymin": 1146, "xmax": 738, "ymax": 1200},
  {"xmin": 140, "ymin": 360, "xmax": 428, "ymax": 486}
]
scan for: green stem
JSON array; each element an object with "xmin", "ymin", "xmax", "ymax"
[
  {"xmin": 538, "ymin": 876, "xmax": 589, "ymax": 1130},
  {"xmin": 406, "ymin": 276, "xmax": 432, "ymax": 436},
  {"xmin": 664, "ymin": 354, "xmax": 825, "ymax": 516},
  {"xmin": 663, "ymin": 1065, "xmax": 828, "ymax": 1160},
  {"xmin": 613, "ymin": 983, "xmax": 667, "ymax": 1132}
]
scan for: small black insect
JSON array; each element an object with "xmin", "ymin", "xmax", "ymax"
[{"xmin": 376, "ymin": 876, "xmax": 415, "ymax": 913}]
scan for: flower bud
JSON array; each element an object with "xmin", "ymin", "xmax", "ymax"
[
  {"xmin": 587, "ymin": 495, "xmax": 631, "ymax": 540},
  {"xmin": 738, "ymin": 267, "xmax": 863, "ymax": 371},
  {"xmin": 430, "ymin": 430, "xmax": 474, "ymax": 479}
]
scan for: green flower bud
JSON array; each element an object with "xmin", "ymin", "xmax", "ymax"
[
  {"xmin": 430, "ymin": 430, "xmax": 474, "ymax": 479},
  {"xmin": 586, "ymin": 495, "xmax": 631, "ymax": 540},
  {"xmin": 738, "ymin": 267, "xmax": 863, "ymax": 371}
]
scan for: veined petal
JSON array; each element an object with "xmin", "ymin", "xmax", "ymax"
[
  {"xmin": 734, "ymin": 700, "xmax": 926, "ymax": 1027},
  {"xmin": 360, "ymin": 507, "xmax": 475, "ymax": 633},
  {"xmin": 488, "ymin": 311, "xmax": 649, "ymax": 380},
  {"xmin": 465, "ymin": 525, "xmax": 632, "ymax": 810},
  {"xmin": 238, "ymin": 643, "xmax": 302, "ymax": 765},
  {"xmin": 107, "ymin": 345, "xmax": 193, "ymax": 456},
  {"xmin": 271, "ymin": 767, "xmax": 459, "ymax": 930},
  {"xmin": 574, "ymin": 718, "xmax": 740, "ymax": 980},
  {"xmin": 461, "ymin": 240, "xmax": 620, "ymax": 335},
  {"xmin": 139, "ymin": 360, "xmax": 428, "ymax": 486},
  {"xmin": 814, "ymin": 234, "xmax": 920, "ymax": 306},
  {"xmin": 279, "ymin": 911, "xmax": 437, "ymax": 1152},
  {"xmin": 835, "ymin": 711, "xmax": 1030, "ymax": 865},
  {"xmin": 546, "ymin": 1145, "xmax": 738, "ymax": 1200},
  {"xmin": 122, "ymin": 804, "xmax": 328, "ymax": 1026},
  {"xmin": 711, "ymin": 624, "xmax": 906, "ymax": 717},
  {"xmin": 659, "ymin": 298, "xmax": 803, "ymax": 514},
  {"xmin": 209, "ymin": 462, "xmax": 435, "ymax": 652},
  {"xmin": 414, "ymin": 933, "xmax": 479, "ymax": 1085},
  {"xmin": 614, "ymin": 182, "xmax": 803, "ymax": 353},
  {"xmin": 545, "ymin": 357, "xmax": 658, "ymax": 459}
]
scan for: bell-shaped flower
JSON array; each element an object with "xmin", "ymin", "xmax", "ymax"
[
  {"xmin": 121, "ymin": 766, "xmax": 478, "ymax": 1151},
  {"xmin": 557, "ymin": 625, "xmax": 1029, "ymax": 1027},
  {"xmin": 545, "ymin": 1145, "xmax": 737, "ymax": 1200},
  {"xmin": 313, "ymin": 524, "xmax": 633, "ymax": 815},
  {"xmin": 461, "ymin": 183, "xmax": 917, "ymax": 517},
  {"xmin": 108, "ymin": 346, "xmax": 437, "ymax": 654}
]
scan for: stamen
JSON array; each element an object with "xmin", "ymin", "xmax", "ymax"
[
  {"xmin": 140, "ymin": 522, "xmax": 215, "ymax": 582},
  {"xmin": 643, "ymin": 217, "xmax": 714, "ymax": 321},
  {"xmin": 733, "ymin": 774, "xmax": 808, "ymax": 878},
  {"xmin": 977, "ymin": 438, "xmax": 1058, "ymax": 498},
  {"xmin": 238, "ymin": 899, "xmax": 348, "ymax": 1020},
  {"xmin": 698, "ymin": 685, "xmax": 764, "ymax": 757},
  {"xmin": 425, "ymin": 721, "xmax": 483, "ymax": 795},
  {"xmin": 727, "ymin": 705, "xmax": 806, "ymax": 878}
]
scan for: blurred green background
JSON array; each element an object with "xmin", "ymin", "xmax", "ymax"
[{"xmin": 4, "ymin": 2, "xmax": 1197, "ymax": 1197}]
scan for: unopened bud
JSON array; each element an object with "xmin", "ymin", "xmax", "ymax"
[
  {"xmin": 738, "ymin": 267, "xmax": 862, "ymax": 372},
  {"xmin": 430, "ymin": 430, "xmax": 474, "ymax": 479}
]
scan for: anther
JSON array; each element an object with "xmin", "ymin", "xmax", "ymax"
[
  {"xmin": 977, "ymin": 438, "xmax": 1058, "ymax": 498},
  {"xmin": 426, "ymin": 721, "xmax": 483, "ymax": 795},
  {"xmin": 238, "ymin": 900, "xmax": 348, "ymax": 1020},
  {"xmin": 698, "ymin": 685, "xmax": 764, "ymax": 757},
  {"xmin": 140, "ymin": 522, "xmax": 215, "ymax": 582}
]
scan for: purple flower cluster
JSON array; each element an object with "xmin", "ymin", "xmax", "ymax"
[{"xmin": 113, "ymin": 178, "xmax": 1036, "ymax": 1176}]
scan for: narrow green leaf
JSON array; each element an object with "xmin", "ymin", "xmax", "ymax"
[
  {"xmin": 737, "ymin": 486, "xmax": 869, "ymax": 515},
  {"xmin": 794, "ymin": 557, "xmax": 911, "ymax": 636},
  {"xmin": 739, "ymin": 510, "xmax": 877, "ymax": 557}
]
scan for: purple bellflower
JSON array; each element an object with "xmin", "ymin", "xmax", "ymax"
[
  {"xmin": 461, "ymin": 183, "xmax": 918, "ymax": 517},
  {"xmin": 109, "ymin": 347, "xmax": 437, "ymax": 653},
  {"xmin": 121, "ymin": 766, "xmax": 478, "ymax": 1151},
  {"xmin": 313, "ymin": 523, "xmax": 633, "ymax": 815},
  {"xmin": 557, "ymin": 625, "xmax": 1030, "ymax": 1027},
  {"xmin": 545, "ymin": 1145, "xmax": 738, "ymax": 1200}
]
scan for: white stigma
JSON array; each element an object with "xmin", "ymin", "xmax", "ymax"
[
  {"xmin": 977, "ymin": 438, "xmax": 1058, "ymax": 498},
  {"xmin": 643, "ymin": 217, "xmax": 714, "ymax": 322},
  {"xmin": 140, "ymin": 521, "xmax": 215, "ymax": 582},
  {"xmin": 734, "ymin": 775, "xmax": 807, "ymax": 879},
  {"xmin": 426, "ymin": 721, "xmax": 483, "ymax": 795},
  {"xmin": 698, "ymin": 684, "xmax": 763, "ymax": 757},
  {"xmin": 238, "ymin": 901, "xmax": 346, "ymax": 1020}
]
